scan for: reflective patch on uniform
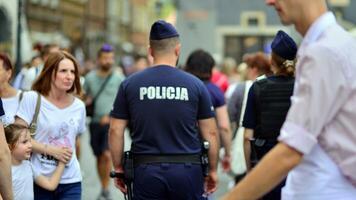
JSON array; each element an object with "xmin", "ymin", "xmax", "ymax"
[{"xmin": 140, "ymin": 86, "xmax": 189, "ymax": 101}]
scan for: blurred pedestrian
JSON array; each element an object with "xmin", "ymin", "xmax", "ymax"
[
  {"xmin": 242, "ymin": 30, "xmax": 297, "ymax": 200},
  {"xmin": 109, "ymin": 20, "xmax": 219, "ymax": 199},
  {"xmin": 131, "ymin": 53, "xmax": 149, "ymax": 74},
  {"xmin": 211, "ymin": 67, "xmax": 229, "ymax": 93},
  {"xmin": 0, "ymin": 99, "xmax": 13, "ymax": 200},
  {"xmin": 228, "ymin": 52, "xmax": 271, "ymax": 132},
  {"xmin": 222, "ymin": 0, "xmax": 356, "ymax": 199},
  {"xmin": 0, "ymin": 53, "xmax": 22, "ymax": 126},
  {"xmin": 83, "ymin": 44, "xmax": 124, "ymax": 200},
  {"xmin": 13, "ymin": 43, "xmax": 60, "ymax": 91},
  {"xmin": 15, "ymin": 51, "xmax": 85, "ymax": 200},
  {"xmin": 185, "ymin": 49, "xmax": 232, "ymax": 172},
  {"xmin": 227, "ymin": 52, "xmax": 271, "ymax": 184}
]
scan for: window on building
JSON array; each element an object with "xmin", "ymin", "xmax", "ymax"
[
  {"xmin": 248, "ymin": 18, "xmax": 259, "ymax": 26},
  {"xmin": 224, "ymin": 35, "xmax": 273, "ymax": 64}
]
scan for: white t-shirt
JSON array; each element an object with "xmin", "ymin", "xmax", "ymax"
[
  {"xmin": 16, "ymin": 91, "xmax": 86, "ymax": 184},
  {"xmin": 282, "ymin": 144, "xmax": 356, "ymax": 200},
  {"xmin": 12, "ymin": 160, "xmax": 40, "ymax": 200},
  {"xmin": 1, "ymin": 91, "xmax": 21, "ymax": 126}
]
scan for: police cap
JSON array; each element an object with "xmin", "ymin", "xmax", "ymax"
[
  {"xmin": 271, "ymin": 30, "xmax": 297, "ymax": 60},
  {"xmin": 149, "ymin": 20, "xmax": 179, "ymax": 40}
]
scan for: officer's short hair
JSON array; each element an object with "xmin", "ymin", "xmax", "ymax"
[{"xmin": 149, "ymin": 37, "xmax": 180, "ymax": 56}]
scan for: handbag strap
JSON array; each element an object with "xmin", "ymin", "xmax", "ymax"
[
  {"xmin": 29, "ymin": 91, "xmax": 41, "ymax": 136},
  {"xmin": 92, "ymin": 72, "xmax": 113, "ymax": 102},
  {"xmin": 239, "ymin": 80, "xmax": 253, "ymax": 126}
]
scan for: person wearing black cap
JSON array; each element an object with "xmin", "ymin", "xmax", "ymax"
[
  {"xmin": 240, "ymin": 30, "xmax": 297, "ymax": 200},
  {"xmin": 109, "ymin": 20, "xmax": 219, "ymax": 199}
]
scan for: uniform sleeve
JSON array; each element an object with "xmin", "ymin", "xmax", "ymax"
[
  {"xmin": 242, "ymin": 85, "xmax": 256, "ymax": 129},
  {"xmin": 110, "ymin": 82, "xmax": 130, "ymax": 119},
  {"xmin": 278, "ymin": 46, "xmax": 348, "ymax": 154},
  {"xmin": 16, "ymin": 91, "xmax": 38, "ymax": 125},
  {"xmin": 197, "ymin": 83, "xmax": 215, "ymax": 119}
]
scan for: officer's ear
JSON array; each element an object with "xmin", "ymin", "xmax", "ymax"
[
  {"xmin": 174, "ymin": 43, "xmax": 181, "ymax": 57},
  {"xmin": 148, "ymin": 46, "xmax": 154, "ymax": 58}
]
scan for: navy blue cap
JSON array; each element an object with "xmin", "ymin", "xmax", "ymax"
[
  {"xmin": 271, "ymin": 30, "xmax": 297, "ymax": 60},
  {"xmin": 150, "ymin": 20, "xmax": 179, "ymax": 40}
]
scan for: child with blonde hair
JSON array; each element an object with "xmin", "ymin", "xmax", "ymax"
[{"xmin": 4, "ymin": 124, "xmax": 71, "ymax": 200}]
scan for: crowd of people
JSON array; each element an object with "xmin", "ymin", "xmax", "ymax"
[{"xmin": 0, "ymin": 0, "xmax": 356, "ymax": 200}]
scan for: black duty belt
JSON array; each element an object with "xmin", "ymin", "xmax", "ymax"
[{"xmin": 133, "ymin": 154, "xmax": 201, "ymax": 167}]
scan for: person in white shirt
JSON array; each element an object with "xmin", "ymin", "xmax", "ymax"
[
  {"xmin": 4, "ymin": 124, "xmax": 71, "ymax": 200},
  {"xmin": 16, "ymin": 51, "xmax": 86, "ymax": 200},
  {"xmin": 222, "ymin": 0, "xmax": 356, "ymax": 199},
  {"xmin": 0, "ymin": 53, "xmax": 22, "ymax": 126}
]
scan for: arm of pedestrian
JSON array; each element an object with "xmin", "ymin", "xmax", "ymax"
[
  {"xmin": 109, "ymin": 118, "xmax": 127, "ymax": 193},
  {"xmin": 34, "ymin": 162, "xmax": 66, "ymax": 191},
  {"xmin": 215, "ymin": 105, "xmax": 232, "ymax": 172},
  {"xmin": 220, "ymin": 142, "xmax": 303, "ymax": 200},
  {"xmin": 243, "ymin": 128, "xmax": 254, "ymax": 171},
  {"xmin": 198, "ymin": 117, "xmax": 219, "ymax": 195},
  {"xmin": 0, "ymin": 123, "xmax": 14, "ymax": 200},
  {"xmin": 99, "ymin": 115, "xmax": 111, "ymax": 126}
]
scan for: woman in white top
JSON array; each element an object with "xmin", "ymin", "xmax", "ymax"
[
  {"xmin": 0, "ymin": 53, "xmax": 22, "ymax": 126},
  {"xmin": 16, "ymin": 51, "xmax": 86, "ymax": 200}
]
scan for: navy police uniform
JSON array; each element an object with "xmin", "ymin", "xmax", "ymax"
[
  {"xmin": 242, "ymin": 30, "xmax": 297, "ymax": 200},
  {"xmin": 205, "ymin": 82, "xmax": 225, "ymax": 109},
  {"xmin": 110, "ymin": 20, "xmax": 214, "ymax": 200}
]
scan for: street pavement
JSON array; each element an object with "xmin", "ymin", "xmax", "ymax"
[{"xmin": 80, "ymin": 127, "xmax": 235, "ymax": 200}]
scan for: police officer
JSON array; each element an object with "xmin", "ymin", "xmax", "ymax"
[
  {"xmin": 109, "ymin": 20, "xmax": 219, "ymax": 199},
  {"xmin": 242, "ymin": 30, "xmax": 297, "ymax": 200}
]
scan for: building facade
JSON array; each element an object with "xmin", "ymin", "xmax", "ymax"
[
  {"xmin": 176, "ymin": 0, "xmax": 356, "ymax": 65},
  {"xmin": 0, "ymin": 0, "xmax": 17, "ymax": 57}
]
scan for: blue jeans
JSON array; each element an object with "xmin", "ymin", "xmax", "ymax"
[
  {"xmin": 133, "ymin": 163, "xmax": 207, "ymax": 200},
  {"xmin": 34, "ymin": 182, "xmax": 81, "ymax": 200}
]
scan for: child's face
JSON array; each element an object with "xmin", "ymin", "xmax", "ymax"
[{"xmin": 12, "ymin": 130, "xmax": 32, "ymax": 161}]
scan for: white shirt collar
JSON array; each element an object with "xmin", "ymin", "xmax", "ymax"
[{"xmin": 299, "ymin": 12, "xmax": 336, "ymax": 50}]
